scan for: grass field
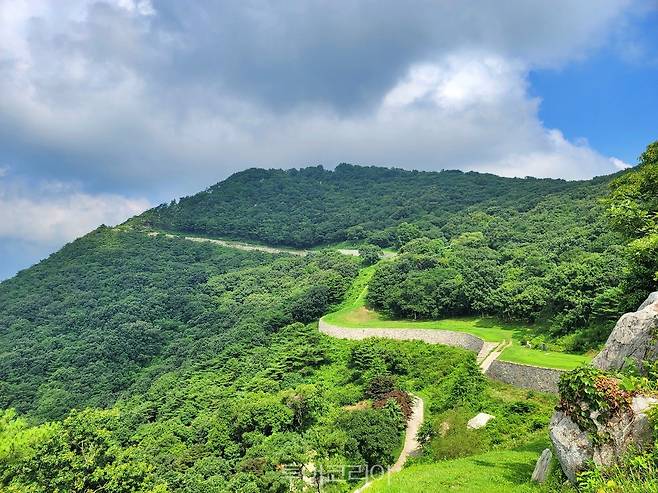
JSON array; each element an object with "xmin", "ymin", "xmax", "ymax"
[
  {"xmin": 366, "ymin": 440, "xmax": 547, "ymax": 493},
  {"xmin": 323, "ymin": 265, "xmax": 592, "ymax": 371},
  {"xmin": 499, "ymin": 344, "xmax": 591, "ymax": 371}
]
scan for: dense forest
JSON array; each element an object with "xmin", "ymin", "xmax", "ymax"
[
  {"xmin": 0, "ymin": 229, "xmax": 359, "ymax": 419},
  {"xmin": 1, "ymin": 142, "xmax": 658, "ymax": 492},
  {"xmin": 0, "ymin": 229, "xmax": 551, "ymax": 492},
  {"xmin": 138, "ymin": 163, "xmax": 642, "ymax": 349},
  {"xmin": 138, "ymin": 165, "xmax": 619, "ymax": 250}
]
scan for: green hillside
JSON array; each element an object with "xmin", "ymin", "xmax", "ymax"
[
  {"xmin": 136, "ymin": 165, "xmax": 642, "ymax": 349},
  {"xmin": 2, "ymin": 153, "xmax": 658, "ymax": 493},
  {"xmin": 138, "ymin": 164, "xmax": 618, "ymax": 249}
]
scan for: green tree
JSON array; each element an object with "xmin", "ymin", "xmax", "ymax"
[
  {"xmin": 0, "ymin": 408, "xmax": 165, "ymax": 493},
  {"xmin": 606, "ymin": 141, "xmax": 658, "ymax": 295},
  {"xmin": 358, "ymin": 244, "xmax": 383, "ymax": 266},
  {"xmin": 339, "ymin": 409, "xmax": 403, "ymax": 467}
]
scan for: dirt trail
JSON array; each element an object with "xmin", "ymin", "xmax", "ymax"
[
  {"xmin": 354, "ymin": 395, "xmax": 424, "ymax": 493},
  {"xmin": 151, "ymin": 231, "xmax": 403, "ymax": 259},
  {"xmin": 182, "ymin": 235, "xmax": 308, "ymax": 256},
  {"xmin": 476, "ymin": 341, "xmax": 499, "ymax": 365},
  {"xmin": 148, "ymin": 231, "xmax": 404, "ymax": 260},
  {"xmin": 479, "ymin": 340, "xmax": 513, "ymax": 373}
]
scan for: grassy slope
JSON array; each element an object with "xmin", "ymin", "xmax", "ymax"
[
  {"xmin": 364, "ymin": 378, "xmax": 560, "ymax": 492},
  {"xmin": 322, "ymin": 264, "xmax": 591, "ymax": 371},
  {"xmin": 367, "ymin": 440, "xmax": 546, "ymax": 493}
]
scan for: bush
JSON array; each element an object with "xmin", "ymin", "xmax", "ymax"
[{"xmin": 339, "ymin": 408, "xmax": 404, "ymax": 467}]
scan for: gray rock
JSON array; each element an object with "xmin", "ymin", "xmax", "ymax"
[
  {"xmin": 549, "ymin": 411, "xmax": 593, "ymax": 483},
  {"xmin": 467, "ymin": 412, "xmax": 495, "ymax": 429},
  {"xmin": 550, "ymin": 291, "xmax": 658, "ymax": 484},
  {"xmin": 531, "ymin": 448, "xmax": 553, "ymax": 483},
  {"xmin": 550, "ymin": 396, "xmax": 657, "ymax": 483},
  {"xmin": 638, "ymin": 291, "xmax": 658, "ymax": 310},
  {"xmin": 592, "ymin": 292, "xmax": 658, "ymax": 372}
]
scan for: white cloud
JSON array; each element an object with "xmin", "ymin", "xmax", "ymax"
[
  {"xmin": 116, "ymin": 0, "xmax": 154, "ymax": 16},
  {"xmin": 610, "ymin": 157, "xmax": 632, "ymax": 170},
  {"xmin": 0, "ymin": 176, "xmax": 150, "ymax": 244},
  {"xmin": 383, "ymin": 56, "xmax": 526, "ymax": 111},
  {"xmin": 0, "ymin": 1, "xmax": 638, "ymax": 194},
  {"xmin": 0, "ymin": 51, "xmax": 625, "ymax": 192},
  {"xmin": 0, "ymin": 0, "xmax": 645, "ymax": 268}
]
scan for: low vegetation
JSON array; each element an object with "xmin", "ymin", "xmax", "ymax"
[{"xmin": 367, "ymin": 440, "xmax": 547, "ymax": 493}]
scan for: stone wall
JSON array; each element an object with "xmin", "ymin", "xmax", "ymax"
[
  {"xmin": 485, "ymin": 360, "xmax": 563, "ymax": 393},
  {"xmin": 318, "ymin": 319, "xmax": 484, "ymax": 354}
]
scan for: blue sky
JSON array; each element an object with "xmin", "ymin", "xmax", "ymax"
[
  {"xmin": 0, "ymin": 0, "xmax": 657, "ymax": 281},
  {"xmin": 530, "ymin": 9, "xmax": 658, "ymax": 165}
]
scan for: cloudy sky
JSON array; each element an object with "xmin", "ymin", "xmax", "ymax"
[{"xmin": 1, "ymin": 0, "xmax": 657, "ymax": 280}]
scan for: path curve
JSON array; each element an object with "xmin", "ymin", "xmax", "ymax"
[
  {"xmin": 479, "ymin": 340, "xmax": 512, "ymax": 373},
  {"xmin": 182, "ymin": 235, "xmax": 308, "ymax": 256},
  {"xmin": 354, "ymin": 395, "xmax": 424, "ymax": 493}
]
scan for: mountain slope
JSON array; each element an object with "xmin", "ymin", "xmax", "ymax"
[
  {"xmin": 0, "ymin": 164, "xmax": 636, "ymax": 492},
  {"xmin": 136, "ymin": 165, "xmax": 634, "ymax": 347},
  {"xmin": 136, "ymin": 164, "xmax": 621, "ymax": 248}
]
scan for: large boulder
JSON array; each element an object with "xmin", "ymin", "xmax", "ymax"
[
  {"xmin": 550, "ymin": 292, "xmax": 658, "ymax": 483},
  {"xmin": 550, "ymin": 396, "xmax": 657, "ymax": 483},
  {"xmin": 592, "ymin": 292, "xmax": 658, "ymax": 372}
]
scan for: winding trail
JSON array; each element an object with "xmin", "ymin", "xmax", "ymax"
[
  {"xmin": 319, "ymin": 319, "xmax": 517, "ymax": 492},
  {"xmin": 177, "ymin": 235, "xmax": 307, "ymax": 255},
  {"xmin": 354, "ymin": 395, "xmax": 424, "ymax": 493},
  {"xmin": 149, "ymin": 231, "xmax": 398, "ymax": 259},
  {"xmin": 390, "ymin": 395, "xmax": 424, "ymax": 473},
  {"xmin": 146, "ymin": 228, "xmax": 568, "ymax": 489}
]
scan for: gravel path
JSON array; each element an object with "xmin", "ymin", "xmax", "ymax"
[
  {"xmin": 476, "ymin": 341, "xmax": 499, "ymax": 365},
  {"xmin": 152, "ymin": 232, "xmax": 400, "ymax": 258},
  {"xmin": 391, "ymin": 395, "xmax": 424, "ymax": 473},
  {"xmin": 479, "ymin": 340, "xmax": 512, "ymax": 373},
  {"xmin": 354, "ymin": 395, "xmax": 424, "ymax": 493},
  {"xmin": 182, "ymin": 235, "xmax": 308, "ymax": 256}
]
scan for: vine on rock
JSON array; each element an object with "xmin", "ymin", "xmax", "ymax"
[{"xmin": 558, "ymin": 366, "xmax": 634, "ymax": 443}]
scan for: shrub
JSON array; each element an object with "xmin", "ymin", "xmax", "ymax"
[{"xmin": 558, "ymin": 366, "xmax": 633, "ymax": 442}]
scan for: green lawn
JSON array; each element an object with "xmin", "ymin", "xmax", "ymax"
[
  {"xmin": 499, "ymin": 344, "xmax": 591, "ymax": 371},
  {"xmin": 366, "ymin": 440, "xmax": 547, "ymax": 493},
  {"xmin": 322, "ymin": 264, "xmax": 592, "ymax": 371},
  {"xmin": 324, "ymin": 308, "xmax": 521, "ymax": 343}
]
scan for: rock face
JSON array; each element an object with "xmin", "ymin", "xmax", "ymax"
[
  {"xmin": 467, "ymin": 412, "xmax": 494, "ymax": 430},
  {"xmin": 550, "ymin": 396, "xmax": 657, "ymax": 483},
  {"xmin": 592, "ymin": 292, "xmax": 658, "ymax": 372},
  {"xmin": 531, "ymin": 448, "xmax": 552, "ymax": 483},
  {"xmin": 639, "ymin": 291, "xmax": 658, "ymax": 310},
  {"xmin": 550, "ymin": 292, "xmax": 658, "ymax": 483}
]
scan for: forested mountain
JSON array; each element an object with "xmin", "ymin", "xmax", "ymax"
[
  {"xmin": 0, "ymin": 228, "xmax": 358, "ymax": 419},
  {"xmin": 2, "ymin": 152, "xmax": 657, "ymax": 492},
  {"xmin": 138, "ymin": 165, "xmax": 638, "ymax": 349},
  {"xmin": 1, "ymin": 228, "xmax": 521, "ymax": 492},
  {"xmin": 138, "ymin": 164, "xmax": 619, "ymax": 249}
]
